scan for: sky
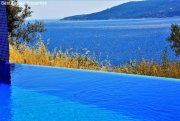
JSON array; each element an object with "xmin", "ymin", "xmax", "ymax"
[{"xmin": 18, "ymin": 0, "xmax": 141, "ymax": 19}]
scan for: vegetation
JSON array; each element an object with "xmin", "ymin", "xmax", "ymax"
[
  {"xmin": 167, "ymin": 24, "xmax": 180, "ymax": 56},
  {"xmin": 111, "ymin": 60, "xmax": 180, "ymax": 79},
  {"xmin": 6, "ymin": 0, "xmax": 45, "ymax": 43},
  {"xmin": 10, "ymin": 40, "xmax": 180, "ymax": 79},
  {"xmin": 10, "ymin": 40, "xmax": 99, "ymax": 70}
]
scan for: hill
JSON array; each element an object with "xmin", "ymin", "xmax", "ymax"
[{"xmin": 62, "ymin": 0, "xmax": 180, "ymax": 20}]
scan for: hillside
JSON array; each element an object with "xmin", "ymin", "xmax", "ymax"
[{"xmin": 62, "ymin": 0, "xmax": 180, "ymax": 20}]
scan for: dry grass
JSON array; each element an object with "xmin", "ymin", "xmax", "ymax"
[
  {"xmin": 110, "ymin": 60, "xmax": 180, "ymax": 78},
  {"xmin": 10, "ymin": 41, "xmax": 180, "ymax": 79},
  {"xmin": 10, "ymin": 41, "xmax": 99, "ymax": 70}
]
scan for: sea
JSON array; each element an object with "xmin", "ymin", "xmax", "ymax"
[{"xmin": 38, "ymin": 18, "xmax": 180, "ymax": 66}]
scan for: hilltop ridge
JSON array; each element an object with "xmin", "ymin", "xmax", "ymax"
[{"xmin": 62, "ymin": 0, "xmax": 180, "ymax": 20}]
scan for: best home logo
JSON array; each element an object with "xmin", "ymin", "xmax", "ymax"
[{"xmin": 1, "ymin": 0, "xmax": 47, "ymax": 6}]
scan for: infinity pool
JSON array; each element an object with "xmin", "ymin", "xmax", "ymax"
[{"xmin": 0, "ymin": 64, "xmax": 180, "ymax": 121}]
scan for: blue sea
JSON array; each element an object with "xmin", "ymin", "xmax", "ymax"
[{"xmin": 40, "ymin": 18, "xmax": 180, "ymax": 65}]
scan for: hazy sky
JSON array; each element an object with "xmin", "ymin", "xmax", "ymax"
[{"xmin": 19, "ymin": 0, "xmax": 141, "ymax": 19}]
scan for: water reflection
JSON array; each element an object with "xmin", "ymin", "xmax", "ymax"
[
  {"xmin": 0, "ymin": 62, "xmax": 11, "ymax": 85},
  {"xmin": 0, "ymin": 62, "xmax": 11, "ymax": 121}
]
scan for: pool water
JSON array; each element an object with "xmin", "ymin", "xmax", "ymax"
[{"xmin": 0, "ymin": 63, "xmax": 180, "ymax": 121}]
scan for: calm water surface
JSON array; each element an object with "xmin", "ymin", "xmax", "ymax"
[
  {"xmin": 0, "ymin": 63, "xmax": 180, "ymax": 121},
  {"xmin": 40, "ymin": 18, "xmax": 180, "ymax": 65}
]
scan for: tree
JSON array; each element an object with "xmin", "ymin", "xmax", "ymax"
[
  {"xmin": 6, "ymin": 0, "xmax": 46, "ymax": 43},
  {"xmin": 167, "ymin": 24, "xmax": 180, "ymax": 56}
]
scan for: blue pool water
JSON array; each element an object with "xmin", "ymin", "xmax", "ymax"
[
  {"xmin": 0, "ymin": 63, "xmax": 180, "ymax": 121},
  {"xmin": 40, "ymin": 18, "xmax": 180, "ymax": 65}
]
